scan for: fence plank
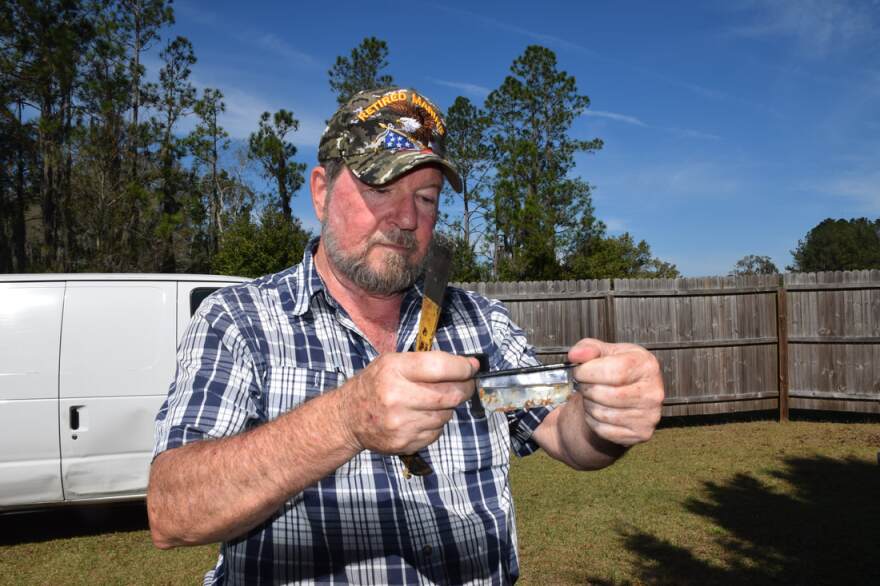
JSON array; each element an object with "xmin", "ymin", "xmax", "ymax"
[{"xmin": 777, "ymin": 287, "xmax": 789, "ymax": 421}]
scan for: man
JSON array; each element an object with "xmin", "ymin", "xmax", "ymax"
[{"xmin": 148, "ymin": 87, "xmax": 664, "ymax": 585}]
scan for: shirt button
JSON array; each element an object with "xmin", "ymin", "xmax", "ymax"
[{"xmin": 422, "ymin": 544, "xmax": 433, "ymax": 556}]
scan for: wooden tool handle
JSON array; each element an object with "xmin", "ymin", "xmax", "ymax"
[
  {"xmin": 398, "ymin": 240, "xmax": 453, "ymax": 479},
  {"xmin": 414, "ymin": 296, "xmax": 441, "ymax": 352},
  {"xmin": 398, "ymin": 297, "xmax": 444, "ymax": 477}
]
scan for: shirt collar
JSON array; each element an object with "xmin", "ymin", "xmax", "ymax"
[{"xmin": 288, "ymin": 238, "xmax": 330, "ymax": 317}]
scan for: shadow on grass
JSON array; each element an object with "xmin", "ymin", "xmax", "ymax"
[
  {"xmin": 658, "ymin": 410, "xmax": 778, "ymax": 429},
  {"xmin": 0, "ymin": 501, "xmax": 149, "ymax": 545},
  {"xmin": 659, "ymin": 409, "xmax": 880, "ymax": 429},
  {"xmin": 614, "ymin": 455, "xmax": 880, "ymax": 585}
]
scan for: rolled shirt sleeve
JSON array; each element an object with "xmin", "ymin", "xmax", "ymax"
[
  {"xmin": 153, "ymin": 298, "xmax": 263, "ymax": 458},
  {"xmin": 485, "ymin": 299, "xmax": 554, "ymax": 457}
]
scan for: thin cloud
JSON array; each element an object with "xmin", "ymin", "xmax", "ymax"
[
  {"xmin": 176, "ymin": 2, "xmax": 320, "ymax": 68},
  {"xmin": 664, "ymin": 161, "xmax": 740, "ymax": 196},
  {"xmin": 665, "ymin": 127, "xmax": 721, "ymax": 141},
  {"xmin": 585, "ymin": 109, "xmax": 719, "ymax": 140},
  {"xmin": 611, "ymin": 161, "xmax": 742, "ymax": 201},
  {"xmin": 427, "ymin": 77, "xmax": 492, "ymax": 98},
  {"xmin": 432, "ymin": 2, "xmax": 772, "ymax": 117},
  {"xmin": 174, "ymin": 1, "xmax": 221, "ymax": 28},
  {"xmin": 431, "ymin": 3, "xmax": 601, "ymax": 58},
  {"xmin": 585, "ymin": 110, "xmax": 648, "ymax": 127},
  {"xmin": 727, "ymin": 0, "xmax": 878, "ymax": 57},
  {"xmin": 821, "ymin": 170, "xmax": 880, "ymax": 212},
  {"xmin": 634, "ymin": 65, "xmax": 782, "ymax": 118},
  {"xmin": 658, "ymin": 76, "xmax": 731, "ymax": 102},
  {"xmin": 247, "ymin": 32, "xmax": 320, "ymax": 67},
  {"xmin": 603, "ymin": 217, "xmax": 628, "ymax": 234},
  {"xmin": 185, "ymin": 77, "xmax": 325, "ymax": 145},
  {"xmin": 140, "ymin": 53, "xmax": 322, "ymax": 148},
  {"xmin": 214, "ymin": 85, "xmax": 276, "ymax": 140}
]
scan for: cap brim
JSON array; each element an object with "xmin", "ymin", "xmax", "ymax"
[{"xmin": 346, "ymin": 150, "xmax": 463, "ymax": 193}]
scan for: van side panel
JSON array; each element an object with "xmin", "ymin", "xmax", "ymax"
[
  {"xmin": 0, "ymin": 283, "xmax": 65, "ymax": 506},
  {"xmin": 58, "ymin": 282, "xmax": 176, "ymax": 500}
]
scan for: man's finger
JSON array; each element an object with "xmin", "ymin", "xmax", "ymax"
[
  {"xmin": 573, "ymin": 352, "xmax": 652, "ymax": 386},
  {"xmin": 569, "ymin": 338, "xmax": 645, "ymax": 360},
  {"xmin": 578, "ymin": 382, "xmax": 657, "ymax": 409},
  {"xmin": 567, "ymin": 338, "xmax": 605, "ymax": 364},
  {"xmin": 416, "ymin": 382, "xmax": 475, "ymax": 410},
  {"xmin": 396, "ymin": 351, "xmax": 480, "ymax": 383},
  {"xmin": 583, "ymin": 411, "xmax": 626, "ymax": 443}
]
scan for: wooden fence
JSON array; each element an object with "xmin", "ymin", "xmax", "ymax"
[{"xmin": 455, "ymin": 270, "xmax": 880, "ymax": 418}]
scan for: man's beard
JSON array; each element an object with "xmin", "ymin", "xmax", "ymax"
[{"xmin": 321, "ymin": 221, "xmax": 430, "ymax": 296}]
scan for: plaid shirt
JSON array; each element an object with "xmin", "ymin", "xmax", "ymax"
[{"xmin": 154, "ymin": 241, "xmax": 551, "ymax": 585}]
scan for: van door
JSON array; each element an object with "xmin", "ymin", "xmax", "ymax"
[
  {"xmin": 58, "ymin": 281, "xmax": 176, "ymax": 500},
  {"xmin": 0, "ymin": 282, "xmax": 65, "ymax": 507}
]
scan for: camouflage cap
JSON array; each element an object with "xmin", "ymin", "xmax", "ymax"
[{"xmin": 318, "ymin": 87, "xmax": 463, "ymax": 193}]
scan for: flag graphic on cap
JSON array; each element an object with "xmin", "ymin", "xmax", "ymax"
[{"xmin": 384, "ymin": 128, "xmax": 418, "ymax": 151}]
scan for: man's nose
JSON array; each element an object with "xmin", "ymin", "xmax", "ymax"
[{"xmin": 388, "ymin": 192, "xmax": 418, "ymax": 230}]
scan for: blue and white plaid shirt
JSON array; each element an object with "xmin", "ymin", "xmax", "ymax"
[{"xmin": 154, "ymin": 240, "xmax": 551, "ymax": 585}]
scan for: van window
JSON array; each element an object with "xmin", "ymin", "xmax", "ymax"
[{"xmin": 190, "ymin": 287, "xmax": 220, "ymax": 316}]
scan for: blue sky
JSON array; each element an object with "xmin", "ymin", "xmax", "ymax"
[{"xmin": 161, "ymin": 0, "xmax": 880, "ymax": 277}]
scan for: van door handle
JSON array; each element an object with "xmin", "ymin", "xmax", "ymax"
[{"xmin": 69, "ymin": 406, "xmax": 81, "ymax": 431}]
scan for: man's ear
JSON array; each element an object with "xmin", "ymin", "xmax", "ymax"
[{"xmin": 310, "ymin": 166, "xmax": 328, "ymax": 223}]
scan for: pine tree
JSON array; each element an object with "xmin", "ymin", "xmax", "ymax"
[
  {"xmin": 152, "ymin": 35, "xmax": 196, "ymax": 272},
  {"xmin": 328, "ymin": 37, "xmax": 393, "ymax": 105},
  {"xmin": 188, "ymin": 88, "xmax": 229, "ymax": 255},
  {"xmin": 247, "ymin": 109, "xmax": 306, "ymax": 223},
  {"xmin": 4, "ymin": 0, "xmax": 93, "ymax": 270},
  {"xmin": 116, "ymin": 0, "xmax": 174, "ymax": 183},
  {"xmin": 567, "ymin": 230, "xmax": 679, "ymax": 279},
  {"xmin": 0, "ymin": 6, "xmax": 39, "ymax": 271},
  {"xmin": 485, "ymin": 45, "xmax": 603, "ymax": 280},
  {"xmin": 441, "ymin": 96, "xmax": 493, "ymax": 279}
]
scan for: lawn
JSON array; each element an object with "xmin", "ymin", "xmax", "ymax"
[{"xmin": 1, "ymin": 418, "xmax": 878, "ymax": 585}]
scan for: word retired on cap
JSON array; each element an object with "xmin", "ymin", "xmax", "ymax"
[{"xmin": 357, "ymin": 90, "xmax": 446, "ymax": 136}]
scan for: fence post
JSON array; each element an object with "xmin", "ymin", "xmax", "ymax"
[
  {"xmin": 604, "ymin": 291, "xmax": 616, "ymax": 343},
  {"xmin": 776, "ymin": 283, "xmax": 789, "ymax": 422}
]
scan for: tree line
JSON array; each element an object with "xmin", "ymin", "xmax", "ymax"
[
  {"xmin": 2, "ymin": 4, "xmax": 875, "ymax": 280},
  {"xmin": 1, "ymin": 0, "xmax": 309, "ymax": 277},
  {"xmin": 729, "ymin": 218, "xmax": 880, "ymax": 276}
]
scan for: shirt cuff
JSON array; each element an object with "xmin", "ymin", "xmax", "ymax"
[{"xmin": 507, "ymin": 405, "xmax": 553, "ymax": 457}]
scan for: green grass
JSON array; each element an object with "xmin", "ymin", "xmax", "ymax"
[
  {"xmin": 1, "ymin": 420, "xmax": 878, "ymax": 585},
  {"xmin": 511, "ymin": 420, "xmax": 880, "ymax": 585}
]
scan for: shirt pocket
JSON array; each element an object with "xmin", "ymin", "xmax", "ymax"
[
  {"xmin": 432, "ymin": 408, "xmax": 511, "ymax": 474},
  {"xmin": 261, "ymin": 364, "xmax": 372, "ymax": 477},
  {"xmin": 262, "ymin": 365, "xmax": 344, "ymax": 420}
]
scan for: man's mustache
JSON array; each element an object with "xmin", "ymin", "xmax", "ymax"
[{"xmin": 370, "ymin": 230, "xmax": 418, "ymax": 251}]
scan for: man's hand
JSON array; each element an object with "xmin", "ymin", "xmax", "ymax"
[
  {"xmin": 569, "ymin": 339, "xmax": 664, "ymax": 447},
  {"xmin": 340, "ymin": 352, "xmax": 479, "ymax": 455}
]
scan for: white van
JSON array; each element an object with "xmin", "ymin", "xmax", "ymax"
[{"xmin": 0, "ymin": 273, "xmax": 247, "ymax": 511}]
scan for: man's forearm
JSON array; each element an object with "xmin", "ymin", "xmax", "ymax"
[
  {"xmin": 147, "ymin": 386, "xmax": 361, "ymax": 548},
  {"xmin": 534, "ymin": 394, "xmax": 627, "ymax": 471}
]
